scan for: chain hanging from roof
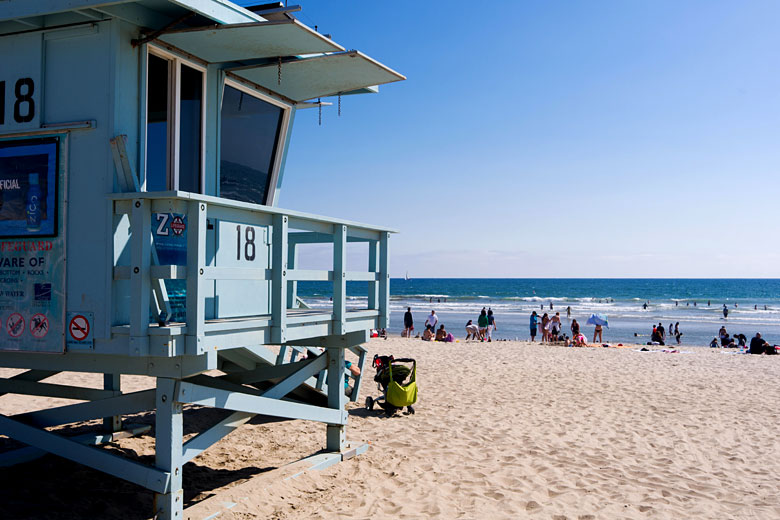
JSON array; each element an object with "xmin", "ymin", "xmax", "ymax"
[
  {"xmin": 318, "ymin": 97, "xmax": 322, "ymax": 126},
  {"xmin": 277, "ymin": 57, "xmax": 282, "ymax": 86},
  {"xmin": 338, "ymin": 94, "xmax": 342, "ymax": 117}
]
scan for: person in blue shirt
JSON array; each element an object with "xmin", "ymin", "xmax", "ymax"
[{"xmin": 530, "ymin": 311, "xmax": 538, "ymax": 341}]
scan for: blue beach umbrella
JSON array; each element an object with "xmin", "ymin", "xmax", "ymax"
[{"xmin": 586, "ymin": 314, "xmax": 609, "ymax": 328}]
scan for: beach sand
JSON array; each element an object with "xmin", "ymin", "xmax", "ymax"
[{"xmin": 1, "ymin": 338, "xmax": 778, "ymax": 519}]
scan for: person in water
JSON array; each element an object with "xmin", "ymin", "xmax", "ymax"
[{"xmin": 723, "ymin": 304, "xmax": 729, "ymax": 318}]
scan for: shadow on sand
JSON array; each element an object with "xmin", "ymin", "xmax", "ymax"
[{"xmin": 0, "ymin": 407, "xmax": 280, "ymax": 520}]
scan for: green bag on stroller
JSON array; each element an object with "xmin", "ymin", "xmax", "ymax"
[{"xmin": 386, "ymin": 360, "xmax": 417, "ymax": 407}]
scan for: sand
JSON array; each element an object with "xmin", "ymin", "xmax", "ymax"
[{"xmin": 1, "ymin": 338, "xmax": 779, "ymax": 519}]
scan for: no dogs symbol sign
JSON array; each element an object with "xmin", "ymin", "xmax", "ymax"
[
  {"xmin": 30, "ymin": 314, "xmax": 49, "ymax": 339},
  {"xmin": 66, "ymin": 312, "xmax": 94, "ymax": 350}
]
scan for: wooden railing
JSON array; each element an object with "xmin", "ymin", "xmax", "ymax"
[{"xmin": 111, "ymin": 191, "xmax": 391, "ymax": 355}]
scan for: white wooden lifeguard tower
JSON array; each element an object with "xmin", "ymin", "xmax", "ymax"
[{"xmin": 0, "ymin": 1, "xmax": 404, "ymax": 517}]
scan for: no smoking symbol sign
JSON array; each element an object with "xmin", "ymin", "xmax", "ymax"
[
  {"xmin": 30, "ymin": 314, "xmax": 49, "ymax": 338},
  {"xmin": 6, "ymin": 313, "xmax": 24, "ymax": 338},
  {"xmin": 69, "ymin": 315, "xmax": 90, "ymax": 341}
]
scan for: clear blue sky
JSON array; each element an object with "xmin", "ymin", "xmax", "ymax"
[{"xmin": 238, "ymin": 1, "xmax": 780, "ymax": 278}]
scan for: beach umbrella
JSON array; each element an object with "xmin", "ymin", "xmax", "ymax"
[{"xmin": 586, "ymin": 313, "xmax": 609, "ymax": 328}]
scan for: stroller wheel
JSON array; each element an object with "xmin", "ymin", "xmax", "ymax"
[
  {"xmin": 365, "ymin": 396, "xmax": 374, "ymax": 410},
  {"xmin": 407, "ymin": 405, "xmax": 415, "ymax": 415}
]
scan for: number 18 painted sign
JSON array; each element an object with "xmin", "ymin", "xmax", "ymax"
[
  {"xmin": 0, "ymin": 33, "xmax": 42, "ymax": 131},
  {"xmin": 0, "ymin": 78, "xmax": 36, "ymax": 126}
]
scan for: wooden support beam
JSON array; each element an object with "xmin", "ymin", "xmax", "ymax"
[
  {"xmin": 177, "ymin": 382, "xmax": 344, "ymax": 425},
  {"xmin": 182, "ymin": 356, "xmax": 327, "ymax": 463},
  {"xmin": 288, "ymin": 231, "xmax": 373, "ymax": 245},
  {"xmin": 130, "ymin": 198, "xmax": 152, "ymax": 356},
  {"xmin": 349, "ymin": 347, "xmax": 368, "ymax": 403},
  {"xmin": 154, "ymin": 378, "xmax": 183, "ymax": 519},
  {"xmin": 103, "ymin": 373, "xmax": 122, "ymax": 432},
  {"xmin": 0, "ymin": 369, "xmax": 58, "ymax": 398},
  {"xmin": 261, "ymin": 354, "xmax": 327, "ymax": 400},
  {"xmin": 333, "ymin": 225, "xmax": 347, "ymax": 336},
  {"xmin": 276, "ymin": 345, "xmax": 289, "ymax": 365},
  {"xmin": 0, "ymin": 379, "xmax": 116, "ymax": 401},
  {"xmin": 285, "ymin": 330, "xmax": 370, "ymax": 348},
  {"xmin": 378, "ymin": 232, "xmax": 390, "ymax": 328},
  {"xmin": 0, "ymin": 424, "xmax": 150, "ymax": 467},
  {"xmin": 286, "ymin": 238, "xmax": 298, "ymax": 308},
  {"xmin": 0, "ymin": 414, "xmax": 170, "ymax": 494},
  {"xmin": 326, "ymin": 348, "xmax": 347, "ymax": 451},
  {"xmin": 186, "ymin": 200, "xmax": 207, "ymax": 355},
  {"xmin": 14, "ymin": 389, "xmax": 155, "ymax": 428},
  {"xmin": 222, "ymin": 358, "xmax": 311, "ymax": 385},
  {"xmin": 271, "ymin": 214, "xmax": 288, "ymax": 343}
]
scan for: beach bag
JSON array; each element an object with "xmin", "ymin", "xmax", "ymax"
[{"xmin": 386, "ymin": 361, "xmax": 417, "ymax": 407}]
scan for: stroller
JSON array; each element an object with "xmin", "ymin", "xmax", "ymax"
[{"xmin": 365, "ymin": 354, "xmax": 417, "ymax": 415}]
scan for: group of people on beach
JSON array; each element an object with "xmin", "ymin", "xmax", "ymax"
[
  {"xmin": 402, "ymin": 307, "xmax": 498, "ymax": 342},
  {"xmin": 646, "ymin": 322, "xmax": 682, "ymax": 345},
  {"xmin": 528, "ymin": 311, "xmax": 600, "ymax": 346},
  {"xmin": 709, "ymin": 326, "xmax": 776, "ymax": 354}
]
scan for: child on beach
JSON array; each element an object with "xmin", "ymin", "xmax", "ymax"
[
  {"xmin": 465, "ymin": 320, "xmax": 481, "ymax": 341},
  {"xmin": 487, "ymin": 309, "xmax": 497, "ymax": 342},
  {"xmin": 530, "ymin": 311, "xmax": 538, "ymax": 341},
  {"xmin": 477, "ymin": 308, "xmax": 488, "ymax": 340}
]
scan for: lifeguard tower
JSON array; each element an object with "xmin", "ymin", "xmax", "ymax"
[{"xmin": 0, "ymin": 1, "xmax": 403, "ymax": 517}]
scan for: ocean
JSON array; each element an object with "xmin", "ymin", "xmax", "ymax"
[{"xmin": 297, "ymin": 278, "xmax": 780, "ymax": 346}]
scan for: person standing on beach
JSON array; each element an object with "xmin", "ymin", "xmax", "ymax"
[
  {"xmin": 593, "ymin": 322, "xmax": 603, "ymax": 343},
  {"xmin": 541, "ymin": 313, "xmax": 550, "ymax": 342},
  {"xmin": 425, "ymin": 310, "xmax": 438, "ymax": 331},
  {"xmin": 487, "ymin": 308, "xmax": 497, "ymax": 342},
  {"xmin": 530, "ymin": 311, "xmax": 538, "ymax": 341},
  {"xmin": 477, "ymin": 308, "xmax": 488, "ymax": 341},
  {"xmin": 566, "ymin": 306, "xmax": 571, "ymax": 319},
  {"xmin": 403, "ymin": 307, "xmax": 414, "ymax": 338},
  {"xmin": 674, "ymin": 322, "xmax": 681, "ymax": 344},
  {"xmin": 550, "ymin": 312, "xmax": 562, "ymax": 339},
  {"xmin": 658, "ymin": 323, "xmax": 665, "ymax": 342},
  {"xmin": 571, "ymin": 319, "xmax": 580, "ymax": 336}
]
